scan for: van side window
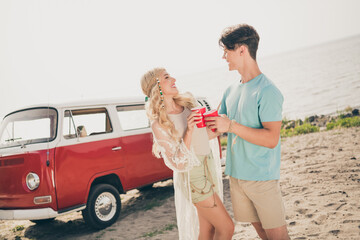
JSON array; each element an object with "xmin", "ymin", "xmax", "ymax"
[
  {"xmin": 116, "ymin": 105, "xmax": 149, "ymax": 131},
  {"xmin": 63, "ymin": 110, "xmax": 77, "ymax": 139},
  {"xmin": 63, "ymin": 108, "xmax": 113, "ymax": 139}
]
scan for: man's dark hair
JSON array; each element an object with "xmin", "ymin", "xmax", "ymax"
[{"xmin": 219, "ymin": 24, "xmax": 260, "ymax": 60}]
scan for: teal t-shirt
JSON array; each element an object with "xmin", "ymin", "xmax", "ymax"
[{"xmin": 219, "ymin": 73, "xmax": 284, "ymax": 181}]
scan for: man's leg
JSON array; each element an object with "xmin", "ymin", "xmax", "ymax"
[
  {"xmin": 229, "ymin": 177, "xmax": 262, "ymax": 235},
  {"xmin": 244, "ymin": 180, "xmax": 289, "ymax": 240},
  {"xmin": 251, "ymin": 222, "xmax": 289, "ymax": 240},
  {"xmin": 251, "ymin": 222, "xmax": 268, "ymax": 240},
  {"xmin": 264, "ymin": 225, "xmax": 289, "ymax": 240}
]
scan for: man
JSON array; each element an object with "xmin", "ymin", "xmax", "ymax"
[{"xmin": 205, "ymin": 24, "xmax": 290, "ymax": 240}]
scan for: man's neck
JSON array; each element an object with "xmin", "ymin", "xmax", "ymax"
[{"xmin": 238, "ymin": 61, "xmax": 262, "ymax": 83}]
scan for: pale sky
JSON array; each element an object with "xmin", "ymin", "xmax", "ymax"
[{"xmin": 1, "ymin": 0, "xmax": 360, "ymax": 119}]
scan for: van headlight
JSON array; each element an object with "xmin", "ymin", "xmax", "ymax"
[{"xmin": 26, "ymin": 172, "xmax": 40, "ymax": 190}]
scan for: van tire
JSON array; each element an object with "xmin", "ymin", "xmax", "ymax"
[{"xmin": 82, "ymin": 184, "xmax": 121, "ymax": 229}]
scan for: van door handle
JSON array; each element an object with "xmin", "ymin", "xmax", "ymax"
[{"xmin": 112, "ymin": 146, "xmax": 122, "ymax": 151}]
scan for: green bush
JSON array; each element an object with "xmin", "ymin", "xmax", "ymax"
[
  {"xmin": 326, "ymin": 116, "xmax": 360, "ymax": 130},
  {"xmin": 281, "ymin": 123, "xmax": 319, "ymax": 138},
  {"xmin": 220, "ymin": 137, "xmax": 228, "ymax": 146},
  {"xmin": 294, "ymin": 123, "xmax": 319, "ymax": 135},
  {"xmin": 339, "ymin": 114, "xmax": 346, "ymax": 119},
  {"xmin": 281, "ymin": 128, "xmax": 295, "ymax": 138},
  {"xmin": 12, "ymin": 225, "xmax": 24, "ymax": 232}
]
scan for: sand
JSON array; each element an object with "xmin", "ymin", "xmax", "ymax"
[{"xmin": 1, "ymin": 127, "xmax": 359, "ymax": 240}]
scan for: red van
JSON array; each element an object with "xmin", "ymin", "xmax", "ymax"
[{"xmin": 0, "ymin": 97, "xmax": 219, "ymax": 229}]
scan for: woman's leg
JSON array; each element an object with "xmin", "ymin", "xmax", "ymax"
[
  {"xmin": 195, "ymin": 193, "xmax": 234, "ymax": 240},
  {"xmin": 197, "ymin": 211, "xmax": 215, "ymax": 240}
]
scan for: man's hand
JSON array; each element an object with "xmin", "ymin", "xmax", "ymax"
[
  {"xmin": 204, "ymin": 114, "xmax": 231, "ymax": 133},
  {"xmin": 206, "ymin": 112, "xmax": 282, "ymax": 149}
]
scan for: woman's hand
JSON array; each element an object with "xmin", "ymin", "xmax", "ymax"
[
  {"xmin": 186, "ymin": 111, "xmax": 202, "ymax": 133},
  {"xmin": 183, "ymin": 111, "xmax": 202, "ymax": 150}
]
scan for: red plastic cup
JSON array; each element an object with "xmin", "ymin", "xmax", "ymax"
[
  {"xmin": 191, "ymin": 106, "xmax": 206, "ymax": 128},
  {"xmin": 203, "ymin": 109, "xmax": 219, "ymax": 132}
]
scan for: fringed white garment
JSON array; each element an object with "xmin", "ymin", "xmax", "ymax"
[{"xmin": 151, "ymin": 120, "xmax": 223, "ymax": 240}]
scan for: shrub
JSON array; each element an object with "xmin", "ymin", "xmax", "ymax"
[
  {"xmin": 293, "ymin": 123, "xmax": 319, "ymax": 135},
  {"xmin": 12, "ymin": 225, "xmax": 24, "ymax": 232},
  {"xmin": 281, "ymin": 128, "xmax": 295, "ymax": 138},
  {"xmin": 339, "ymin": 114, "xmax": 346, "ymax": 119},
  {"xmin": 281, "ymin": 123, "xmax": 319, "ymax": 137},
  {"xmin": 220, "ymin": 137, "xmax": 228, "ymax": 146},
  {"xmin": 326, "ymin": 116, "xmax": 360, "ymax": 130}
]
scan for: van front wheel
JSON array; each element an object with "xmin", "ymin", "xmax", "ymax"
[{"xmin": 82, "ymin": 184, "xmax": 121, "ymax": 229}]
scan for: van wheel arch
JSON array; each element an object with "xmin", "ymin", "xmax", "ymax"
[{"xmin": 88, "ymin": 174, "xmax": 124, "ymax": 196}]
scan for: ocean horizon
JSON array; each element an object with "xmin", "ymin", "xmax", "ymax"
[
  {"xmin": 179, "ymin": 35, "xmax": 360, "ymax": 120},
  {"xmin": 1, "ymin": 35, "xmax": 360, "ymax": 122}
]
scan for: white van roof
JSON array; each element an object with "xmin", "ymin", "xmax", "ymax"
[
  {"xmin": 5, "ymin": 97, "xmax": 145, "ymax": 117},
  {"xmin": 5, "ymin": 96, "xmax": 207, "ymax": 117}
]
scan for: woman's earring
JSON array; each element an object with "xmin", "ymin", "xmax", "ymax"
[{"xmin": 157, "ymin": 78, "xmax": 165, "ymax": 109}]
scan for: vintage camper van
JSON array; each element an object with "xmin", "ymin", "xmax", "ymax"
[{"xmin": 0, "ymin": 97, "xmax": 220, "ymax": 229}]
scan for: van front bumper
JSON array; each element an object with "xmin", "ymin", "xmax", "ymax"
[
  {"xmin": 0, "ymin": 208, "xmax": 58, "ymax": 220},
  {"xmin": 0, "ymin": 205, "xmax": 86, "ymax": 220}
]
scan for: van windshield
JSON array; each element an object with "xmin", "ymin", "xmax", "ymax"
[{"xmin": 0, "ymin": 108, "xmax": 57, "ymax": 149}]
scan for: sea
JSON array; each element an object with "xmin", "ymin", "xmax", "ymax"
[
  {"xmin": 179, "ymin": 35, "xmax": 360, "ymax": 120},
  {"xmin": 1, "ymin": 35, "xmax": 359, "ymax": 122}
]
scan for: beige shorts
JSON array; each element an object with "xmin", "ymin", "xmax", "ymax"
[
  {"xmin": 189, "ymin": 153, "xmax": 218, "ymax": 203},
  {"xmin": 229, "ymin": 176, "xmax": 286, "ymax": 229}
]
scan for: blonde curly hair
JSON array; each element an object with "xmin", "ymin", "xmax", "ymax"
[{"xmin": 140, "ymin": 67, "xmax": 197, "ymax": 143}]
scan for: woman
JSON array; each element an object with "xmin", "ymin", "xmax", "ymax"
[{"xmin": 140, "ymin": 67, "xmax": 234, "ymax": 240}]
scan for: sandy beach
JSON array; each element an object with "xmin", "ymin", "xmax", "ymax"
[{"xmin": 1, "ymin": 127, "xmax": 359, "ymax": 240}]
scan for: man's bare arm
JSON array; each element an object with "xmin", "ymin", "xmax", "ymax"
[{"xmin": 205, "ymin": 115, "xmax": 281, "ymax": 149}]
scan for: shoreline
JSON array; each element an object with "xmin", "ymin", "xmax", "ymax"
[{"xmin": 283, "ymin": 106, "xmax": 359, "ymax": 127}]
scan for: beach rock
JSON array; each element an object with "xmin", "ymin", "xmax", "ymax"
[
  {"xmin": 285, "ymin": 121, "xmax": 296, "ymax": 129},
  {"xmin": 352, "ymin": 109, "xmax": 359, "ymax": 116},
  {"xmin": 308, "ymin": 116, "xmax": 317, "ymax": 123},
  {"xmin": 319, "ymin": 120, "xmax": 328, "ymax": 127},
  {"xmin": 329, "ymin": 230, "xmax": 340, "ymax": 235},
  {"xmin": 295, "ymin": 119, "xmax": 303, "ymax": 126},
  {"xmin": 330, "ymin": 116, "xmax": 337, "ymax": 122}
]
